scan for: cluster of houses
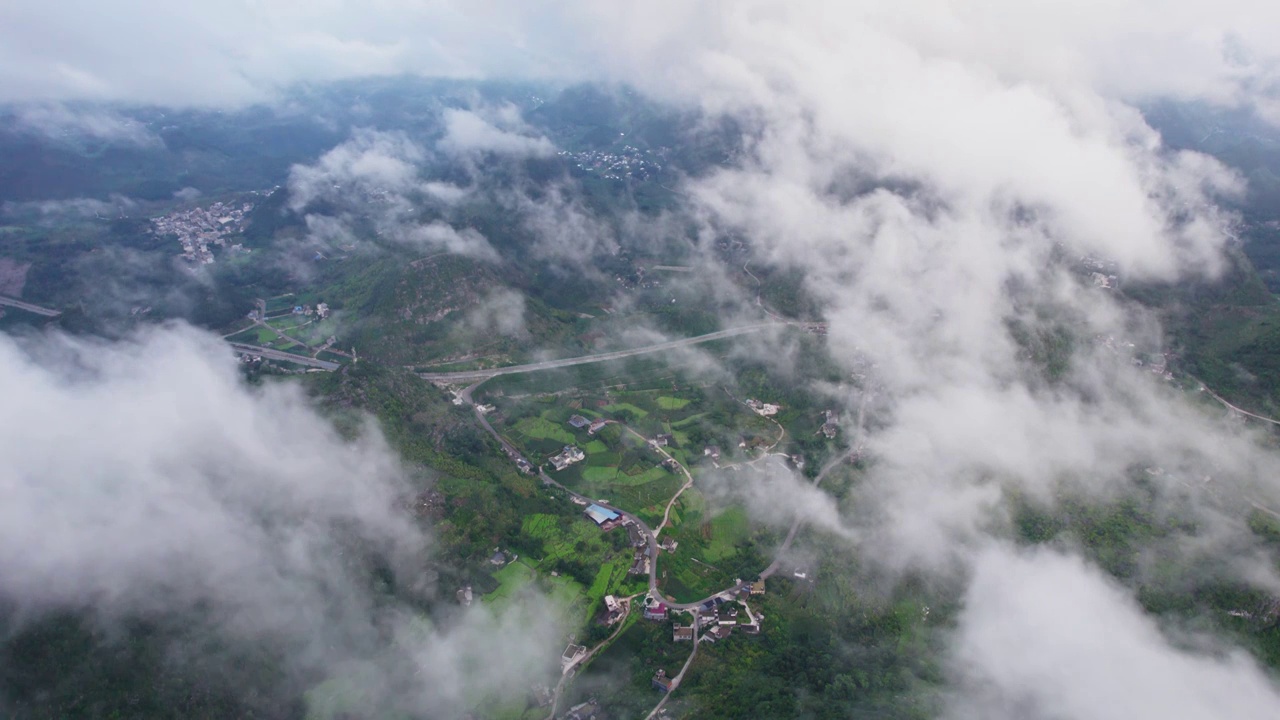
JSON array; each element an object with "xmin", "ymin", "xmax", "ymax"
[
  {"xmin": 288, "ymin": 302, "xmax": 331, "ymax": 319},
  {"xmin": 651, "ymin": 668, "xmax": 675, "ymax": 693},
  {"xmin": 549, "ymin": 445, "xmax": 586, "ymax": 471},
  {"xmin": 602, "ymin": 595, "xmax": 627, "ymax": 625},
  {"xmin": 745, "ymin": 398, "xmax": 781, "ymax": 417},
  {"xmin": 558, "ymin": 145, "xmax": 664, "ymax": 182},
  {"xmin": 649, "ymin": 433, "xmax": 673, "ymax": 447},
  {"xmin": 667, "ymin": 588, "xmax": 763, "ymax": 644},
  {"xmin": 691, "ymin": 599, "xmax": 760, "ymax": 641},
  {"xmin": 568, "ymin": 414, "xmax": 610, "ymax": 435},
  {"xmin": 1081, "ymin": 255, "xmax": 1119, "ymax": 290},
  {"xmin": 642, "ymin": 596, "xmax": 668, "ymax": 621},
  {"xmin": 646, "ymin": 581, "xmax": 767, "ymax": 694},
  {"xmin": 581, "ymin": 502, "xmax": 655, "ymax": 576},
  {"xmin": 152, "ymin": 199, "xmax": 254, "ymax": 266},
  {"xmin": 821, "ymin": 410, "xmax": 839, "ymax": 439},
  {"xmin": 561, "ymin": 643, "xmax": 588, "ymax": 672},
  {"xmin": 561, "ymin": 699, "xmax": 601, "ymax": 720}
]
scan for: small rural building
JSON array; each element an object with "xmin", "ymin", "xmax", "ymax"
[
  {"xmin": 643, "ymin": 602, "xmax": 668, "ymax": 621},
  {"xmin": 652, "ymin": 669, "xmax": 674, "ymax": 692},
  {"xmin": 584, "ymin": 504, "xmax": 621, "ymax": 526},
  {"xmin": 550, "ymin": 445, "xmax": 586, "ymax": 471}
]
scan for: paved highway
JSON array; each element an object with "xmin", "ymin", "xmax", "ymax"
[
  {"xmin": 419, "ymin": 323, "xmax": 790, "ymax": 383},
  {"xmin": 0, "ymin": 295, "xmax": 61, "ymax": 317},
  {"xmin": 228, "ymin": 343, "xmax": 340, "ymax": 370}
]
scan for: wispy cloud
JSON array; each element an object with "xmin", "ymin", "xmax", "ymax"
[{"xmin": 10, "ymin": 103, "xmax": 162, "ymax": 147}]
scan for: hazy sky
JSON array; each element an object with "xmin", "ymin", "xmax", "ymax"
[{"xmin": 0, "ymin": 1, "xmax": 1276, "ymax": 112}]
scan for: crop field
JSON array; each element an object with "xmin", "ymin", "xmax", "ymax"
[
  {"xmin": 544, "ymin": 573, "xmax": 588, "ymax": 624},
  {"xmin": 264, "ymin": 294, "xmax": 298, "ymax": 313},
  {"xmin": 513, "ymin": 512, "xmax": 643, "ymax": 626},
  {"xmin": 521, "ymin": 513, "xmax": 560, "ymax": 542},
  {"xmin": 616, "ymin": 466, "xmax": 672, "ymax": 486},
  {"xmin": 582, "ymin": 475, "xmax": 685, "ymax": 524},
  {"xmin": 484, "ymin": 561, "xmax": 537, "ymax": 609},
  {"xmin": 585, "ymin": 451, "xmax": 621, "ymax": 467},
  {"xmin": 581, "ymin": 466, "xmax": 620, "ymax": 483},
  {"xmin": 671, "ymin": 412, "xmax": 707, "ymax": 428},
  {"xmin": 227, "ymin": 325, "xmax": 283, "ymax": 346},
  {"xmin": 656, "ymin": 396, "xmax": 691, "ymax": 410},
  {"xmin": 602, "ymin": 402, "xmax": 649, "ymax": 419},
  {"xmin": 513, "ymin": 416, "xmax": 576, "ymax": 444},
  {"xmin": 704, "ymin": 506, "xmax": 751, "ymax": 561}
]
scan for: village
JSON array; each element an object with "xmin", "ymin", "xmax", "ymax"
[
  {"xmin": 558, "ymin": 144, "xmax": 664, "ymax": 182},
  {"xmin": 151, "ymin": 199, "xmax": 254, "ymax": 265},
  {"xmin": 450, "ymin": 388, "xmax": 829, "ymax": 720}
]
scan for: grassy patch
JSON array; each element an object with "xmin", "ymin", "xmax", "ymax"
[
  {"xmin": 485, "ymin": 561, "xmax": 536, "ymax": 609},
  {"xmin": 586, "ymin": 451, "xmax": 621, "ymax": 467},
  {"xmin": 513, "ymin": 417, "xmax": 576, "ymax": 444},
  {"xmin": 705, "ymin": 507, "xmax": 750, "ymax": 562},
  {"xmin": 671, "ymin": 412, "xmax": 708, "ymax": 428},
  {"xmin": 609, "ymin": 465, "xmax": 671, "ymax": 486},
  {"xmin": 582, "ymin": 466, "xmax": 619, "ymax": 483},
  {"xmin": 603, "ymin": 402, "xmax": 649, "ymax": 419},
  {"xmin": 521, "ymin": 513, "xmax": 560, "ymax": 542}
]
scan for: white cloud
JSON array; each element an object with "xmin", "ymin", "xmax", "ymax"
[
  {"xmin": 287, "ymin": 130, "xmax": 498, "ymax": 260},
  {"xmin": 288, "ymin": 128, "xmax": 426, "ymax": 211},
  {"xmin": 439, "ymin": 107, "xmax": 554, "ymax": 158},
  {"xmin": 0, "ymin": 324, "xmax": 560, "ymax": 714},
  {"xmin": 1, "ymin": 194, "xmax": 137, "ymax": 220},
  {"xmin": 9, "ymin": 103, "xmax": 162, "ymax": 147},
  {"xmin": 465, "ymin": 288, "xmax": 529, "ymax": 338},
  {"xmin": 0, "ymin": 1, "xmax": 1270, "ymax": 113},
  {"xmin": 947, "ymin": 545, "xmax": 1280, "ymax": 720}
]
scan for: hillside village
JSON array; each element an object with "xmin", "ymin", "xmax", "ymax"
[
  {"xmin": 448, "ymin": 387, "xmax": 811, "ymax": 719},
  {"xmin": 151, "ymin": 199, "xmax": 254, "ymax": 265}
]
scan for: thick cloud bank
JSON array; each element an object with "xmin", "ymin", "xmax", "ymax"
[
  {"xmin": 0, "ymin": 325, "xmax": 558, "ymax": 715},
  {"xmin": 1, "ymin": 1, "xmax": 1277, "ymax": 113},
  {"xmin": 948, "ymin": 545, "xmax": 1280, "ymax": 720},
  {"xmin": 0, "ymin": 324, "xmax": 417, "ymax": 618}
]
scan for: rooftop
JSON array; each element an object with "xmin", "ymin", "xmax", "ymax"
[{"xmin": 584, "ymin": 504, "xmax": 621, "ymax": 525}]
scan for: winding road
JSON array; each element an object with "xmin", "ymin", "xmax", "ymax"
[
  {"xmin": 1193, "ymin": 376, "xmax": 1280, "ymax": 428},
  {"xmin": 445, "ymin": 330, "xmax": 863, "ymax": 717}
]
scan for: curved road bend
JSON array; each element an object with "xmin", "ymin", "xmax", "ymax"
[{"xmin": 1191, "ymin": 375, "xmax": 1280, "ymax": 428}]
